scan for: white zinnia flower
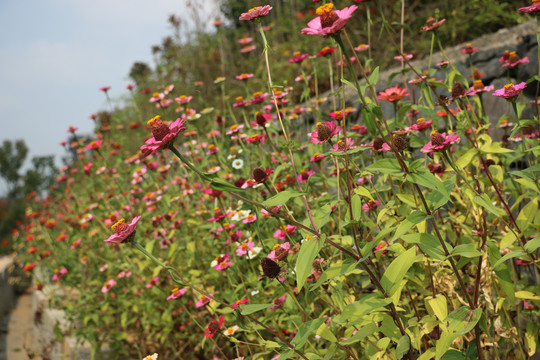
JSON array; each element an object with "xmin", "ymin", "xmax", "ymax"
[{"xmin": 232, "ymin": 159, "xmax": 244, "ymax": 169}]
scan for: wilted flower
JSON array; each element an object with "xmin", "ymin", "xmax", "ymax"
[
  {"xmin": 420, "ymin": 17, "xmax": 446, "ymax": 32},
  {"xmin": 204, "ymin": 316, "xmax": 225, "ymax": 338},
  {"xmin": 310, "ymin": 121, "xmax": 340, "ymax": 143}
]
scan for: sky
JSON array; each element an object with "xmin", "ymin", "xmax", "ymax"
[{"xmin": 0, "ymin": 0, "xmax": 219, "ymax": 192}]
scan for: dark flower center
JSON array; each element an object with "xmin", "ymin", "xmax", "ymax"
[
  {"xmin": 392, "ymin": 135, "xmax": 408, "ymax": 152},
  {"xmin": 319, "ymin": 8, "xmax": 339, "ymax": 28},
  {"xmin": 256, "ymin": 112, "xmax": 267, "ymax": 126},
  {"xmin": 261, "ymin": 257, "xmax": 281, "ymax": 278},
  {"xmin": 317, "ymin": 123, "xmax": 332, "ymax": 142},
  {"xmin": 253, "ymin": 168, "xmax": 267, "ymax": 183},
  {"xmin": 451, "ymin": 82, "xmax": 466, "ymax": 98},
  {"xmin": 373, "ymin": 137, "xmax": 385, "ymax": 150},
  {"xmin": 431, "ymin": 132, "xmax": 445, "ymax": 146},
  {"xmin": 149, "ymin": 118, "xmax": 171, "ymax": 141}
]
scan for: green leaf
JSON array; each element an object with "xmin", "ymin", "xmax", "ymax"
[
  {"xmin": 310, "ymin": 258, "xmax": 359, "ymax": 291},
  {"xmin": 209, "ymin": 176, "xmax": 245, "ymax": 193},
  {"xmin": 369, "ymin": 66, "xmax": 380, "ymax": 85},
  {"xmin": 515, "ymin": 291, "xmax": 540, "ymax": 301},
  {"xmin": 296, "ymin": 234, "xmax": 325, "ymax": 291},
  {"xmin": 339, "ymin": 323, "xmax": 378, "ymax": 345},
  {"xmin": 436, "ymin": 307, "xmax": 482, "ymax": 360},
  {"xmin": 366, "ymin": 158, "xmax": 402, "ymax": 174},
  {"xmin": 396, "ymin": 335, "xmax": 411, "ymax": 360},
  {"xmin": 380, "ymin": 247, "xmax": 417, "ymax": 296},
  {"xmin": 479, "ymin": 142, "xmax": 514, "ymax": 154},
  {"xmin": 425, "ymin": 294, "xmax": 448, "ymax": 322},
  {"xmin": 491, "ymin": 250, "xmax": 526, "ymax": 269},
  {"xmin": 391, "ymin": 211, "xmax": 428, "ymax": 241},
  {"xmin": 337, "ymin": 294, "xmax": 392, "ymax": 323},
  {"xmin": 291, "ymin": 318, "xmax": 326, "ymax": 349},
  {"xmin": 454, "ymin": 148, "xmax": 477, "ymax": 170},
  {"xmin": 239, "ymin": 304, "xmax": 273, "ymax": 315},
  {"xmin": 525, "ymin": 322, "xmax": 538, "ymax": 356},
  {"xmin": 524, "ymin": 236, "xmax": 540, "ymax": 252},
  {"xmin": 517, "ymin": 199, "xmax": 538, "ymax": 231},
  {"xmin": 487, "ymin": 243, "xmax": 515, "ymax": 303},
  {"xmin": 407, "ymin": 170, "xmax": 451, "ymax": 203},
  {"xmin": 401, "ymin": 233, "xmax": 448, "ymax": 261},
  {"xmin": 262, "ymin": 189, "xmax": 304, "ymax": 207},
  {"xmin": 473, "ymin": 194, "xmax": 505, "ymax": 216},
  {"xmin": 450, "ymin": 244, "xmax": 482, "ymax": 258},
  {"xmin": 354, "ymin": 186, "xmax": 374, "ymax": 200}
]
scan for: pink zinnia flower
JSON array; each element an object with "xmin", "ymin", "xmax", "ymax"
[
  {"xmin": 241, "ymin": 45, "xmax": 257, "ymax": 53},
  {"xmin": 331, "ymin": 138, "xmax": 356, "ymax": 152},
  {"xmin": 492, "ymin": 82, "xmax": 527, "ymax": 101},
  {"xmin": 145, "ymin": 276, "xmax": 160, "ymax": 289},
  {"xmin": 460, "ymin": 43, "xmax": 479, "ymax": 54},
  {"xmin": 175, "ymin": 95, "xmax": 192, "ymax": 104},
  {"xmin": 420, "ymin": 17, "xmax": 446, "ymax": 32},
  {"xmin": 100, "ymin": 86, "xmax": 111, "ymax": 92},
  {"xmin": 310, "ymin": 121, "xmax": 340, "ymax": 143},
  {"xmin": 329, "ymin": 110, "xmax": 349, "ymax": 120},
  {"xmin": 289, "ymin": 51, "xmax": 309, "ymax": 64},
  {"xmin": 85, "ymin": 140, "xmax": 103, "ymax": 151},
  {"xmin": 236, "ymin": 242, "xmax": 255, "ymax": 256},
  {"xmin": 362, "ymin": 200, "xmax": 381, "ymax": 212},
  {"xmin": 273, "ymin": 225, "xmax": 296, "ymax": 240},
  {"xmin": 501, "ymin": 51, "xmax": 529, "ymax": 68},
  {"xmin": 101, "ymin": 279, "xmax": 117, "ymax": 293},
  {"xmin": 354, "ymin": 44, "xmax": 370, "ymax": 52},
  {"xmin": 226, "ymin": 124, "xmax": 244, "ymax": 135},
  {"xmin": 421, "ymin": 131, "xmax": 461, "ymax": 153},
  {"xmin": 140, "ymin": 115, "xmax": 187, "ymax": 158},
  {"xmin": 268, "ymin": 242, "xmax": 291, "ymax": 261},
  {"xmin": 301, "ymin": 3, "xmax": 358, "ymax": 36},
  {"xmin": 104, "ymin": 216, "xmax": 141, "ymax": 244},
  {"xmin": 239, "ymin": 5, "xmax": 272, "ymax": 21},
  {"xmin": 350, "ymin": 124, "xmax": 368, "ymax": 135},
  {"xmin": 465, "ymin": 80, "xmax": 495, "ymax": 96},
  {"xmin": 269, "ymin": 294, "xmax": 287, "ymax": 310},
  {"xmin": 196, "ymin": 294, "xmax": 213, "ymax": 308},
  {"xmin": 297, "ymin": 169, "xmax": 315, "ymax": 182},
  {"xmin": 519, "ymin": 1, "xmax": 540, "ymax": 14},
  {"xmin": 394, "ymin": 53, "xmax": 413, "ymax": 62},
  {"xmin": 238, "ymin": 36, "xmax": 253, "ymax": 45},
  {"xmin": 408, "ymin": 118, "xmax": 433, "ymax": 132},
  {"xmin": 378, "ymin": 86, "xmax": 409, "ymax": 102},
  {"xmin": 310, "ymin": 152, "xmax": 325, "ymax": 162},
  {"xmin": 242, "ymin": 214, "xmax": 257, "ymax": 224},
  {"xmin": 212, "ymin": 253, "xmax": 233, "ymax": 271},
  {"xmin": 166, "ymin": 287, "xmax": 187, "ymax": 301},
  {"xmin": 52, "ymin": 267, "xmax": 68, "ymax": 282},
  {"xmin": 236, "ymin": 73, "xmax": 254, "ymax": 80}
]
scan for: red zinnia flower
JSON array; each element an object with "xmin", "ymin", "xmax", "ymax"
[{"xmin": 203, "ymin": 316, "xmax": 225, "ymax": 338}]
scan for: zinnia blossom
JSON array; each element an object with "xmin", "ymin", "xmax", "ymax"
[
  {"xmin": 301, "ymin": 3, "xmax": 358, "ymax": 36},
  {"xmin": 408, "ymin": 118, "xmax": 433, "ymax": 132},
  {"xmin": 378, "ymin": 86, "xmax": 409, "ymax": 102},
  {"xmin": 310, "ymin": 121, "xmax": 340, "ymax": 143},
  {"xmin": 239, "ymin": 5, "xmax": 272, "ymax": 21},
  {"xmin": 101, "ymin": 279, "xmax": 117, "ymax": 293},
  {"xmin": 211, "ymin": 253, "xmax": 233, "ymax": 271},
  {"xmin": 236, "ymin": 242, "xmax": 255, "ymax": 256},
  {"xmin": 362, "ymin": 200, "xmax": 381, "ymax": 212},
  {"xmin": 104, "ymin": 216, "xmax": 141, "ymax": 244},
  {"xmin": 196, "ymin": 294, "xmax": 213, "ymax": 308},
  {"xmin": 519, "ymin": 1, "xmax": 540, "ymax": 13},
  {"xmin": 421, "ymin": 131, "xmax": 460, "ymax": 153},
  {"xmin": 52, "ymin": 267, "xmax": 68, "ymax": 282},
  {"xmin": 166, "ymin": 287, "xmax": 187, "ymax": 301},
  {"xmin": 420, "ymin": 17, "xmax": 446, "ymax": 32},
  {"xmin": 142, "ymin": 354, "xmax": 158, "ymax": 360},
  {"xmin": 492, "ymin": 82, "xmax": 527, "ymax": 101},
  {"xmin": 289, "ymin": 51, "xmax": 309, "ymax": 64},
  {"xmin": 204, "ymin": 316, "xmax": 225, "ymax": 338},
  {"xmin": 269, "ymin": 294, "xmax": 287, "ymax": 310},
  {"xmin": 331, "ymin": 138, "xmax": 356, "ymax": 152},
  {"xmin": 461, "ymin": 43, "xmax": 479, "ymax": 54},
  {"xmin": 268, "ymin": 242, "xmax": 291, "ymax": 261},
  {"xmin": 140, "ymin": 115, "xmax": 187, "ymax": 159}
]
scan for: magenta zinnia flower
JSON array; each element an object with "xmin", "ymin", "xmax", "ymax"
[
  {"xmin": 519, "ymin": 1, "xmax": 540, "ymax": 13},
  {"xmin": 140, "ymin": 115, "xmax": 187, "ymax": 158},
  {"xmin": 420, "ymin": 17, "xmax": 446, "ymax": 32},
  {"xmin": 492, "ymin": 82, "xmax": 527, "ymax": 101},
  {"xmin": 52, "ymin": 267, "xmax": 68, "ymax": 282},
  {"xmin": 421, "ymin": 131, "xmax": 460, "ymax": 153},
  {"xmin": 310, "ymin": 121, "xmax": 340, "ymax": 143},
  {"xmin": 104, "ymin": 216, "xmax": 141, "ymax": 244},
  {"xmin": 301, "ymin": 3, "xmax": 358, "ymax": 36},
  {"xmin": 166, "ymin": 287, "xmax": 187, "ymax": 301},
  {"xmin": 408, "ymin": 118, "xmax": 433, "ymax": 132},
  {"xmin": 239, "ymin": 5, "xmax": 272, "ymax": 21},
  {"xmin": 101, "ymin": 279, "xmax": 117, "ymax": 293},
  {"xmin": 203, "ymin": 316, "xmax": 225, "ymax": 339},
  {"xmin": 289, "ymin": 51, "xmax": 309, "ymax": 64}
]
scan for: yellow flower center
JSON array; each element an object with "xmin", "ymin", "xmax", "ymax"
[
  {"xmin": 273, "ymin": 244, "xmax": 281, "ymax": 250},
  {"xmin": 230, "ymin": 124, "xmax": 237, "ymax": 130},
  {"xmin": 294, "ymin": 51, "xmax": 301, "ymax": 56},
  {"xmin": 504, "ymin": 83, "xmax": 514, "ymax": 90},
  {"xmin": 417, "ymin": 118, "xmax": 425, "ymax": 124},
  {"xmin": 313, "ymin": 152, "xmax": 321, "ymax": 157},
  {"xmin": 111, "ymin": 218, "xmax": 125, "ymax": 231},
  {"xmin": 248, "ymin": 6, "xmax": 260, "ymax": 12},
  {"xmin": 236, "ymin": 96, "xmax": 243, "ymax": 101},
  {"xmin": 147, "ymin": 115, "xmax": 160, "ymax": 125},
  {"xmin": 172, "ymin": 287, "xmax": 179, "ymax": 293},
  {"xmin": 316, "ymin": 3, "xmax": 334, "ymax": 15},
  {"xmin": 152, "ymin": 92, "xmax": 159, "ymax": 97}
]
